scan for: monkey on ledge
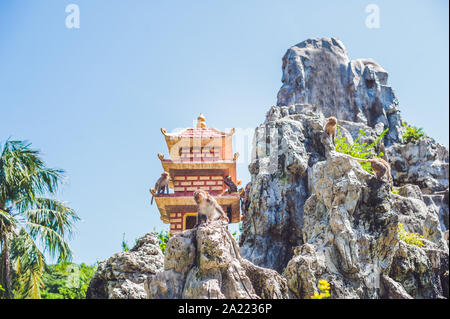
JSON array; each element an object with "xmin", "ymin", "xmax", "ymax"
[
  {"xmin": 150, "ymin": 171, "xmax": 170, "ymax": 205},
  {"xmin": 343, "ymin": 155, "xmax": 392, "ymax": 185},
  {"xmin": 322, "ymin": 116, "xmax": 392, "ymax": 185},
  {"xmin": 223, "ymin": 176, "xmax": 238, "ymax": 193},
  {"xmin": 323, "ymin": 116, "xmax": 337, "ymax": 145}
]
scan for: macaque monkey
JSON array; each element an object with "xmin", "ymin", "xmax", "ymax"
[
  {"xmin": 378, "ymin": 140, "xmax": 388, "ymax": 162},
  {"xmin": 240, "ymin": 182, "xmax": 252, "ymax": 214},
  {"xmin": 193, "ymin": 189, "xmax": 229, "ymax": 226},
  {"xmin": 323, "ymin": 116, "xmax": 338, "ymax": 144},
  {"xmin": 344, "ymin": 155, "xmax": 392, "ymax": 184},
  {"xmin": 150, "ymin": 171, "xmax": 170, "ymax": 205},
  {"xmin": 224, "ymin": 176, "xmax": 238, "ymax": 193}
]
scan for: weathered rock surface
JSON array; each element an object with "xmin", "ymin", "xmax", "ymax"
[
  {"xmin": 145, "ymin": 220, "xmax": 291, "ymax": 299},
  {"xmin": 389, "ymin": 241, "xmax": 448, "ymax": 299},
  {"xmin": 241, "ymin": 104, "xmax": 447, "ymax": 298},
  {"xmin": 240, "ymin": 104, "xmax": 328, "ymax": 273},
  {"xmin": 392, "ymin": 191, "xmax": 447, "ymax": 250},
  {"xmin": 86, "ymin": 233, "xmax": 164, "ymax": 299},
  {"xmin": 387, "ymin": 138, "xmax": 449, "ymax": 194},
  {"xmin": 423, "ymin": 188, "xmax": 449, "ymax": 233},
  {"xmin": 275, "ymin": 37, "xmax": 449, "ymax": 198},
  {"xmin": 283, "ymin": 151, "xmax": 402, "ymax": 299},
  {"xmin": 276, "ymin": 37, "xmax": 402, "ymax": 146}
]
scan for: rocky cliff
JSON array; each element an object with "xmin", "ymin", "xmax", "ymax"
[
  {"xmin": 87, "ymin": 37, "xmax": 449, "ymax": 299},
  {"xmin": 86, "ymin": 233, "xmax": 164, "ymax": 299},
  {"xmin": 240, "ymin": 38, "xmax": 448, "ymax": 298}
]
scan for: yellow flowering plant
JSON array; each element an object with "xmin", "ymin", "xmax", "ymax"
[
  {"xmin": 398, "ymin": 223, "xmax": 425, "ymax": 248},
  {"xmin": 311, "ymin": 279, "xmax": 331, "ymax": 299}
]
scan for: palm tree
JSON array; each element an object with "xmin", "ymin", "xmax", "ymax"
[{"xmin": 0, "ymin": 140, "xmax": 79, "ymax": 298}]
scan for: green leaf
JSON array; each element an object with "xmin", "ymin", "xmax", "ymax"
[{"xmin": 0, "ymin": 139, "xmax": 79, "ymax": 299}]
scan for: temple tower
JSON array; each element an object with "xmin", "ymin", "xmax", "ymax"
[{"xmin": 151, "ymin": 114, "xmax": 241, "ymax": 234}]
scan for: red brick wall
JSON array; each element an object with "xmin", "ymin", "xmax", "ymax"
[
  {"xmin": 169, "ymin": 212, "xmax": 183, "ymax": 234},
  {"xmin": 173, "ymin": 174, "xmax": 224, "ymax": 195},
  {"xmin": 169, "ymin": 212, "xmax": 198, "ymax": 235},
  {"xmin": 179, "ymin": 146, "xmax": 222, "ymax": 162}
]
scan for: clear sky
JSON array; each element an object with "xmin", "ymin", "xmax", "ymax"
[{"xmin": 1, "ymin": 0, "xmax": 448, "ymax": 264}]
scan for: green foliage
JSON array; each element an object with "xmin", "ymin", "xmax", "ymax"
[
  {"xmin": 231, "ymin": 222, "xmax": 243, "ymax": 242},
  {"xmin": 0, "ymin": 284, "xmax": 4, "ymax": 292},
  {"xmin": 122, "ymin": 230, "xmax": 169, "ymax": 254},
  {"xmin": 311, "ymin": 279, "xmax": 331, "ymax": 299},
  {"xmin": 121, "ymin": 233, "xmax": 130, "ymax": 252},
  {"xmin": 401, "ymin": 122, "xmax": 425, "ymax": 143},
  {"xmin": 335, "ymin": 127, "xmax": 388, "ymax": 174},
  {"xmin": 155, "ymin": 230, "xmax": 170, "ymax": 254},
  {"xmin": 398, "ymin": 223, "xmax": 425, "ymax": 248},
  {"xmin": 392, "ymin": 189, "xmax": 399, "ymax": 195},
  {"xmin": 0, "ymin": 139, "xmax": 79, "ymax": 299},
  {"xmin": 41, "ymin": 263, "xmax": 97, "ymax": 299}
]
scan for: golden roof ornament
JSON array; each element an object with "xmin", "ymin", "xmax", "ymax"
[{"xmin": 197, "ymin": 114, "xmax": 206, "ymax": 128}]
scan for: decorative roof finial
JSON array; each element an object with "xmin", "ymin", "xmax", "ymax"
[{"xmin": 197, "ymin": 113, "xmax": 206, "ymax": 128}]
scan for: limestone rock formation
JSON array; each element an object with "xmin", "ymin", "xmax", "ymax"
[
  {"xmin": 282, "ymin": 150, "xmax": 447, "ymax": 299},
  {"xmin": 86, "ymin": 233, "xmax": 164, "ymax": 299},
  {"xmin": 423, "ymin": 188, "xmax": 449, "ymax": 235},
  {"xmin": 240, "ymin": 104, "xmax": 327, "ymax": 272},
  {"xmin": 387, "ymin": 138, "xmax": 449, "ymax": 194},
  {"xmin": 276, "ymin": 37, "xmax": 402, "ymax": 146},
  {"xmin": 145, "ymin": 220, "xmax": 291, "ymax": 299},
  {"xmin": 275, "ymin": 37, "xmax": 449, "ymax": 200},
  {"xmin": 283, "ymin": 151, "xmax": 401, "ymax": 298},
  {"xmin": 392, "ymin": 189, "xmax": 447, "ymax": 250},
  {"xmin": 389, "ymin": 241, "xmax": 448, "ymax": 299},
  {"xmin": 241, "ymin": 104, "xmax": 448, "ymax": 298}
]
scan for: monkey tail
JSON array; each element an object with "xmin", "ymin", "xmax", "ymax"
[{"xmin": 343, "ymin": 154, "xmax": 370, "ymax": 163}]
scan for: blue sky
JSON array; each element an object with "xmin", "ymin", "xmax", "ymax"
[{"xmin": 0, "ymin": 0, "xmax": 448, "ymax": 264}]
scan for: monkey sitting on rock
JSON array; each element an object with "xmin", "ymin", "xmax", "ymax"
[
  {"xmin": 240, "ymin": 182, "xmax": 252, "ymax": 215},
  {"xmin": 322, "ymin": 115, "xmax": 392, "ymax": 185},
  {"xmin": 150, "ymin": 171, "xmax": 170, "ymax": 205},
  {"xmin": 193, "ymin": 189, "xmax": 229, "ymax": 226},
  {"xmin": 343, "ymin": 155, "xmax": 392, "ymax": 185},
  {"xmin": 323, "ymin": 116, "xmax": 338, "ymax": 145},
  {"xmin": 224, "ymin": 176, "xmax": 238, "ymax": 193}
]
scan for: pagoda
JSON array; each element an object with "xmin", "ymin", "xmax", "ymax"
[{"xmin": 151, "ymin": 114, "xmax": 242, "ymax": 235}]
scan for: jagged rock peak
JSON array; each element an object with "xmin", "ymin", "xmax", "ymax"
[{"xmin": 277, "ymin": 37, "xmax": 402, "ymax": 146}]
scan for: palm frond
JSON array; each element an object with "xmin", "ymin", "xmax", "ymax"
[
  {"xmin": 0, "ymin": 208, "xmax": 16, "ymax": 231},
  {"xmin": 24, "ymin": 198, "xmax": 79, "ymax": 237},
  {"xmin": 23, "ymin": 197, "xmax": 79, "ymax": 263},
  {"xmin": 0, "ymin": 140, "xmax": 65, "ymax": 206},
  {"xmin": 25, "ymin": 221, "xmax": 73, "ymax": 263},
  {"xmin": 9, "ymin": 228, "xmax": 45, "ymax": 299}
]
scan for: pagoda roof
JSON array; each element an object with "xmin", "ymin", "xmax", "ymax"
[
  {"xmin": 159, "ymin": 159, "xmax": 237, "ymax": 172},
  {"xmin": 161, "ymin": 127, "xmax": 235, "ymax": 139}
]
